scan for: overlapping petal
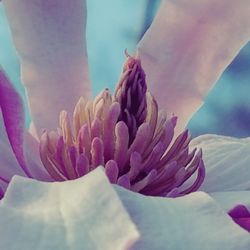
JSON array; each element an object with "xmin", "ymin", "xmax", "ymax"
[
  {"xmin": 0, "ymin": 167, "xmax": 248, "ymax": 250},
  {"xmin": 3, "ymin": 0, "xmax": 90, "ymax": 133},
  {"xmin": 191, "ymin": 135, "xmax": 250, "ymax": 192},
  {"xmin": 0, "ymin": 168, "xmax": 139, "ymax": 250},
  {"xmin": 211, "ymin": 191, "xmax": 250, "ymax": 232},
  {"xmin": 23, "ymin": 131, "xmax": 53, "ymax": 182},
  {"xmin": 211, "ymin": 191, "xmax": 250, "ymax": 211},
  {"xmin": 116, "ymin": 186, "xmax": 250, "ymax": 249},
  {"xmin": 138, "ymin": 0, "xmax": 250, "ymax": 133},
  {"xmin": 229, "ymin": 205, "xmax": 250, "ymax": 232},
  {"xmin": 0, "ymin": 114, "xmax": 24, "ymax": 189},
  {"xmin": 0, "ymin": 68, "xmax": 51, "ymax": 186}
]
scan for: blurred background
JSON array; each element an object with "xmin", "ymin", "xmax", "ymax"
[{"xmin": 0, "ymin": 0, "xmax": 250, "ymax": 138}]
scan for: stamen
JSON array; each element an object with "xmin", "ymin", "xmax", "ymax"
[
  {"xmin": 73, "ymin": 97, "xmax": 86, "ymax": 135},
  {"xmin": 76, "ymin": 153, "xmax": 89, "ymax": 177},
  {"xmin": 105, "ymin": 160, "xmax": 119, "ymax": 184},
  {"xmin": 114, "ymin": 121, "xmax": 129, "ymax": 172},
  {"xmin": 59, "ymin": 111, "xmax": 73, "ymax": 146},
  {"xmin": 91, "ymin": 137, "xmax": 104, "ymax": 168}
]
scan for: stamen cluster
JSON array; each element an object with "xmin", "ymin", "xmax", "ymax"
[{"xmin": 40, "ymin": 55, "xmax": 205, "ymax": 197}]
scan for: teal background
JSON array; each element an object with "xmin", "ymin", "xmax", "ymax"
[{"xmin": 0, "ymin": 0, "xmax": 250, "ymax": 137}]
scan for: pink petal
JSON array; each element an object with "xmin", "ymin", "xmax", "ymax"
[
  {"xmin": 3, "ymin": 0, "xmax": 90, "ymax": 134},
  {"xmin": 0, "ymin": 114, "xmax": 24, "ymax": 189},
  {"xmin": 0, "ymin": 168, "xmax": 139, "ymax": 249},
  {"xmin": 0, "ymin": 121, "xmax": 48, "ymax": 188},
  {"xmin": 0, "ymin": 69, "xmax": 51, "ymax": 188},
  {"xmin": 0, "ymin": 69, "xmax": 32, "ymax": 179},
  {"xmin": 229, "ymin": 205, "xmax": 250, "ymax": 233},
  {"xmin": 138, "ymin": 0, "xmax": 250, "ymax": 133}
]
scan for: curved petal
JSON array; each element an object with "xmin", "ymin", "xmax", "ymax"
[
  {"xmin": 24, "ymin": 131, "xmax": 53, "ymax": 182},
  {"xmin": 0, "ymin": 114, "xmax": 25, "ymax": 186},
  {"xmin": 0, "ymin": 168, "xmax": 139, "ymax": 250},
  {"xmin": 229, "ymin": 205, "xmax": 250, "ymax": 233},
  {"xmin": 0, "ymin": 69, "xmax": 51, "ymax": 187},
  {"xmin": 211, "ymin": 191, "xmax": 250, "ymax": 232},
  {"xmin": 3, "ymin": 0, "xmax": 90, "ymax": 134},
  {"xmin": 138, "ymin": 0, "xmax": 250, "ymax": 133},
  {"xmin": 211, "ymin": 191, "xmax": 250, "ymax": 211},
  {"xmin": 190, "ymin": 135, "xmax": 250, "ymax": 192},
  {"xmin": 0, "ymin": 69, "xmax": 32, "ymax": 179},
  {"xmin": 116, "ymin": 186, "xmax": 250, "ymax": 249}
]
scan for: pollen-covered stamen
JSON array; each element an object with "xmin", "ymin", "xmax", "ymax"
[
  {"xmin": 39, "ymin": 132, "xmax": 66, "ymax": 181},
  {"xmin": 115, "ymin": 54, "xmax": 147, "ymax": 145},
  {"xmin": 39, "ymin": 55, "xmax": 205, "ymax": 197}
]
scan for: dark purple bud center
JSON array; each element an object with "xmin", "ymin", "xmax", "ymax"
[{"xmin": 115, "ymin": 55, "xmax": 147, "ymax": 145}]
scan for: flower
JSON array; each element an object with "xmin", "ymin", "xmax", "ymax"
[{"xmin": 0, "ymin": 0, "xmax": 250, "ymax": 249}]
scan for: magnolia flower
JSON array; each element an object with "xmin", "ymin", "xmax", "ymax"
[{"xmin": 0, "ymin": 0, "xmax": 250, "ymax": 249}]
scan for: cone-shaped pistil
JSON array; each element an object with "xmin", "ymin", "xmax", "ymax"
[{"xmin": 115, "ymin": 54, "xmax": 147, "ymax": 145}]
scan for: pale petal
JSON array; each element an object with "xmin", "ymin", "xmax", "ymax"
[
  {"xmin": 3, "ymin": 0, "xmax": 90, "ymax": 133},
  {"xmin": 211, "ymin": 191, "xmax": 250, "ymax": 232},
  {"xmin": 116, "ymin": 186, "xmax": 250, "ymax": 250},
  {"xmin": 191, "ymin": 135, "xmax": 250, "ymax": 192},
  {"xmin": 211, "ymin": 191, "xmax": 250, "ymax": 211},
  {"xmin": 138, "ymin": 0, "xmax": 250, "ymax": 132},
  {"xmin": 0, "ymin": 168, "xmax": 139, "ymax": 250}
]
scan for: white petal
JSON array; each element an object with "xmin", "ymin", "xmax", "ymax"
[
  {"xmin": 0, "ymin": 168, "xmax": 139, "ymax": 250},
  {"xmin": 115, "ymin": 186, "xmax": 250, "ymax": 250},
  {"xmin": 3, "ymin": 0, "xmax": 90, "ymax": 134},
  {"xmin": 211, "ymin": 191, "xmax": 250, "ymax": 233},
  {"xmin": 211, "ymin": 191, "xmax": 250, "ymax": 211},
  {"xmin": 191, "ymin": 134, "xmax": 250, "ymax": 192},
  {"xmin": 138, "ymin": 0, "xmax": 250, "ymax": 133}
]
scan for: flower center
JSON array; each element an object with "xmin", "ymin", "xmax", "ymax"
[{"xmin": 39, "ymin": 55, "xmax": 205, "ymax": 197}]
